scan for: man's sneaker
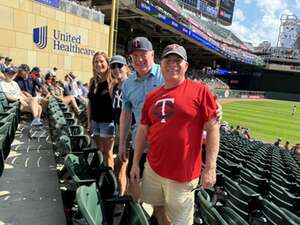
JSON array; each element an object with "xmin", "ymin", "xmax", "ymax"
[{"xmin": 31, "ymin": 118, "xmax": 42, "ymax": 126}]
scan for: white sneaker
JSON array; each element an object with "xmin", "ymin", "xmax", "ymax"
[{"xmin": 31, "ymin": 118, "xmax": 42, "ymax": 126}]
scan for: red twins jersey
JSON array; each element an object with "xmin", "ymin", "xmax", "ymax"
[{"xmin": 141, "ymin": 79, "xmax": 217, "ymax": 182}]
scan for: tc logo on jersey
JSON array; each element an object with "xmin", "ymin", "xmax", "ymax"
[
  {"xmin": 153, "ymin": 98, "xmax": 175, "ymax": 123},
  {"xmin": 33, "ymin": 26, "xmax": 48, "ymax": 49}
]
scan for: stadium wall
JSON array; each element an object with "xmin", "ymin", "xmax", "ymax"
[
  {"xmin": 0, "ymin": 0, "xmax": 109, "ymax": 82},
  {"xmin": 232, "ymin": 70, "xmax": 300, "ymax": 95}
]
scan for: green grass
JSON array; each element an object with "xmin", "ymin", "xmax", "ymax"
[{"xmin": 222, "ymin": 99, "xmax": 300, "ymax": 146}]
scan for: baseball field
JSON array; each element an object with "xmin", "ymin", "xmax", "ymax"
[{"xmin": 222, "ymin": 99, "xmax": 300, "ymax": 146}]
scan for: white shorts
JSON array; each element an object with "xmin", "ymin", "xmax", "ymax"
[{"xmin": 141, "ymin": 161, "xmax": 199, "ymax": 225}]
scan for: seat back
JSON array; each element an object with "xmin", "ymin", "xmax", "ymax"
[
  {"xmin": 119, "ymin": 201, "xmax": 150, "ymax": 225},
  {"xmin": 240, "ymin": 167, "xmax": 269, "ymax": 196},
  {"xmin": 196, "ymin": 189, "xmax": 228, "ymax": 225},
  {"xmin": 269, "ymin": 181, "xmax": 300, "ymax": 214},
  {"xmin": 217, "ymin": 207, "xmax": 249, "ymax": 225},
  {"xmin": 64, "ymin": 154, "xmax": 89, "ymax": 184},
  {"xmin": 76, "ymin": 183, "xmax": 105, "ymax": 225},
  {"xmin": 224, "ymin": 175, "xmax": 262, "ymax": 220},
  {"xmin": 262, "ymin": 199, "xmax": 300, "ymax": 225}
]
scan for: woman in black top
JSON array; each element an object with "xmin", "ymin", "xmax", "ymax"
[
  {"xmin": 87, "ymin": 52, "xmax": 115, "ymax": 168},
  {"xmin": 110, "ymin": 55, "xmax": 132, "ymax": 196}
]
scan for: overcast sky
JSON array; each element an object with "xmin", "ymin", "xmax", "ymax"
[{"xmin": 228, "ymin": 0, "xmax": 300, "ymax": 46}]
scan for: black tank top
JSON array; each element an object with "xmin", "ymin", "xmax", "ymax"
[{"xmin": 88, "ymin": 80, "xmax": 114, "ymax": 122}]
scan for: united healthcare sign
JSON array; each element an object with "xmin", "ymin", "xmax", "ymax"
[
  {"xmin": 33, "ymin": 26, "xmax": 96, "ymax": 56},
  {"xmin": 35, "ymin": 0, "xmax": 60, "ymax": 9}
]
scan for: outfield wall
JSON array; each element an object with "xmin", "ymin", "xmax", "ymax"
[
  {"xmin": 215, "ymin": 89, "xmax": 300, "ymax": 102},
  {"xmin": 0, "ymin": 0, "xmax": 109, "ymax": 82},
  {"xmin": 230, "ymin": 70, "xmax": 300, "ymax": 95}
]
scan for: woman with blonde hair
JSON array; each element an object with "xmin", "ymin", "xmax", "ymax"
[{"xmin": 87, "ymin": 52, "xmax": 115, "ymax": 168}]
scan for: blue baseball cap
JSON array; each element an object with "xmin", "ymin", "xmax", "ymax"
[
  {"xmin": 3, "ymin": 66, "xmax": 17, "ymax": 75},
  {"xmin": 110, "ymin": 55, "xmax": 127, "ymax": 65}
]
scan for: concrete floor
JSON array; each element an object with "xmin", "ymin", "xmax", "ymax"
[{"xmin": 0, "ymin": 122, "xmax": 67, "ymax": 225}]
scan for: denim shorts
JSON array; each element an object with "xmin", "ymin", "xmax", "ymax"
[{"xmin": 92, "ymin": 121, "xmax": 115, "ymax": 137}]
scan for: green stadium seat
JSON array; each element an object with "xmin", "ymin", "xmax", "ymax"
[
  {"xmin": 0, "ymin": 136, "xmax": 4, "ymax": 176},
  {"xmin": 223, "ymin": 175, "xmax": 263, "ymax": 221},
  {"xmin": 76, "ymin": 183, "xmax": 106, "ymax": 225},
  {"xmin": 195, "ymin": 188, "xmax": 249, "ymax": 225},
  {"xmin": 262, "ymin": 199, "xmax": 300, "ymax": 225},
  {"xmin": 119, "ymin": 201, "xmax": 150, "ymax": 225},
  {"xmin": 0, "ymin": 122, "xmax": 12, "ymax": 160},
  {"xmin": 217, "ymin": 156, "xmax": 241, "ymax": 180},
  {"xmin": 269, "ymin": 181, "xmax": 300, "ymax": 216},
  {"xmin": 240, "ymin": 167, "xmax": 269, "ymax": 196},
  {"xmin": 196, "ymin": 189, "xmax": 228, "ymax": 225}
]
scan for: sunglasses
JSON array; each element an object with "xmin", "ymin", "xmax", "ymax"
[{"xmin": 110, "ymin": 63, "xmax": 124, "ymax": 69}]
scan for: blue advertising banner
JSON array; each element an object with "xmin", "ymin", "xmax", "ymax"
[{"xmin": 35, "ymin": 0, "xmax": 60, "ymax": 8}]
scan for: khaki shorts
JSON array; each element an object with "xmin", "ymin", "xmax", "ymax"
[{"xmin": 141, "ymin": 161, "xmax": 199, "ymax": 225}]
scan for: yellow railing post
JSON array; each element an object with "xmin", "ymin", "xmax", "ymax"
[{"xmin": 108, "ymin": 0, "xmax": 117, "ymax": 57}]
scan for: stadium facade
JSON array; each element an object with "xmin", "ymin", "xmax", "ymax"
[{"xmin": 0, "ymin": 0, "xmax": 109, "ymax": 82}]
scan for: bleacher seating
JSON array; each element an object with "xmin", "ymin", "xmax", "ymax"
[
  {"xmin": 0, "ymin": 92, "xmax": 19, "ymax": 176},
  {"xmin": 46, "ymin": 97, "xmax": 150, "ymax": 225},
  {"xmin": 197, "ymin": 129, "xmax": 300, "ymax": 224}
]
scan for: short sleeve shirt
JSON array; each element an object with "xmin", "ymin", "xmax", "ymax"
[
  {"xmin": 141, "ymin": 80, "xmax": 217, "ymax": 182},
  {"xmin": 121, "ymin": 64, "xmax": 164, "ymax": 130},
  {"xmin": 0, "ymin": 80, "xmax": 21, "ymax": 97}
]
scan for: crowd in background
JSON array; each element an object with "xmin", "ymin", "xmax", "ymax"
[
  {"xmin": 221, "ymin": 122, "xmax": 300, "ymax": 155},
  {"xmin": 0, "ymin": 54, "xmax": 87, "ymax": 126},
  {"xmin": 186, "ymin": 69, "xmax": 230, "ymax": 90}
]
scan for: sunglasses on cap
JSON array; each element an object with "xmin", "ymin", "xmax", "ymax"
[{"xmin": 110, "ymin": 63, "xmax": 124, "ymax": 70}]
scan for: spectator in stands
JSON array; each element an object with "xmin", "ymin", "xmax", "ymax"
[
  {"xmin": 30, "ymin": 67, "xmax": 49, "ymax": 97},
  {"xmin": 274, "ymin": 138, "xmax": 281, "ymax": 147},
  {"xmin": 232, "ymin": 125, "xmax": 241, "ymax": 135},
  {"xmin": 15, "ymin": 64, "xmax": 42, "ymax": 97},
  {"xmin": 0, "ymin": 67, "xmax": 42, "ymax": 126},
  {"xmin": 0, "ymin": 55, "xmax": 6, "ymax": 74},
  {"xmin": 53, "ymin": 67, "xmax": 58, "ymax": 75},
  {"xmin": 68, "ymin": 72, "xmax": 87, "ymax": 106},
  {"xmin": 81, "ymin": 82, "xmax": 88, "ymax": 98},
  {"xmin": 295, "ymin": 144, "xmax": 300, "ymax": 154},
  {"xmin": 46, "ymin": 68, "xmax": 57, "ymax": 77},
  {"xmin": 243, "ymin": 128, "xmax": 251, "ymax": 139},
  {"xmin": 87, "ymin": 52, "xmax": 115, "ymax": 168},
  {"xmin": 291, "ymin": 143, "xmax": 299, "ymax": 153},
  {"xmin": 44, "ymin": 73, "xmax": 81, "ymax": 114},
  {"xmin": 130, "ymin": 44, "xmax": 220, "ymax": 225},
  {"xmin": 4, "ymin": 57, "xmax": 12, "ymax": 67},
  {"xmin": 284, "ymin": 141, "xmax": 290, "ymax": 150}
]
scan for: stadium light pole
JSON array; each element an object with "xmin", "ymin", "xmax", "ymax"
[{"xmin": 108, "ymin": 0, "xmax": 117, "ymax": 57}]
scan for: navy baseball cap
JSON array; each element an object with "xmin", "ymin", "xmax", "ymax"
[
  {"xmin": 4, "ymin": 66, "xmax": 17, "ymax": 75},
  {"xmin": 18, "ymin": 64, "xmax": 30, "ymax": 72},
  {"xmin": 128, "ymin": 37, "xmax": 153, "ymax": 53},
  {"xmin": 110, "ymin": 55, "xmax": 127, "ymax": 65},
  {"xmin": 31, "ymin": 67, "xmax": 40, "ymax": 73},
  {"xmin": 161, "ymin": 44, "xmax": 187, "ymax": 61}
]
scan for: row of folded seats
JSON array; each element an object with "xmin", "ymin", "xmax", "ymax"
[
  {"xmin": 196, "ymin": 130, "xmax": 300, "ymax": 225},
  {"xmin": 47, "ymin": 98, "xmax": 150, "ymax": 225},
  {"xmin": 0, "ymin": 92, "xmax": 19, "ymax": 177}
]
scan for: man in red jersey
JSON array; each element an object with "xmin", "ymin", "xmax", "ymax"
[{"xmin": 130, "ymin": 44, "xmax": 220, "ymax": 225}]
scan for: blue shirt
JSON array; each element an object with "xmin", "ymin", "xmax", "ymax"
[
  {"xmin": 122, "ymin": 63, "xmax": 164, "ymax": 150},
  {"xmin": 15, "ymin": 76, "xmax": 42, "ymax": 97},
  {"xmin": 122, "ymin": 63, "xmax": 163, "ymax": 128}
]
